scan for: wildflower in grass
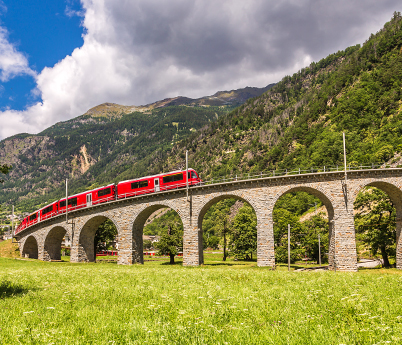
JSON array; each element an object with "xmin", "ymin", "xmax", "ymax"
[{"xmin": 23, "ymin": 311, "xmax": 34, "ymax": 314}]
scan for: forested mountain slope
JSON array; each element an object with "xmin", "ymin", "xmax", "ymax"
[
  {"xmin": 162, "ymin": 13, "xmax": 402, "ymax": 180},
  {"xmin": 0, "ymin": 84, "xmax": 273, "ymax": 212}
]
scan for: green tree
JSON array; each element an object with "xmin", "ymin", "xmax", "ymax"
[
  {"xmin": 354, "ymin": 187, "xmax": 396, "ymax": 267},
  {"xmin": 155, "ymin": 224, "xmax": 183, "ymax": 264},
  {"xmin": 230, "ymin": 204, "xmax": 257, "ymax": 260},
  {"xmin": 0, "ymin": 164, "xmax": 11, "ymax": 183},
  {"xmin": 202, "ymin": 199, "xmax": 236, "ymax": 261},
  {"xmin": 205, "ymin": 235, "xmax": 220, "ymax": 249},
  {"xmin": 273, "ymin": 208, "xmax": 304, "ymax": 263},
  {"xmin": 94, "ymin": 219, "xmax": 118, "ymax": 254},
  {"xmin": 217, "ymin": 214, "xmax": 231, "ymax": 261},
  {"xmin": 143, "ymin": 239, "xmax": 153, "ymax": 250},
  {"xmin": 301, "ymin": 214, "xmax": 329, "ymax": 264}
]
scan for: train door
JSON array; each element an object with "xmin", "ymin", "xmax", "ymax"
[
  {"xmin": 87, "ymin": 193, "xmax": 92, "ymax": 207},
  {"xmin": 154, "ymin": 178, "xmax": 160, "ymax": 192},
  {"xmin": 38, "ymin": 211, "xmax": 41, "ymax": 222}
]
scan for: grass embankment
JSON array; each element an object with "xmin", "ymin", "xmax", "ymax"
[
  {"xmin": 0, "ymin": 239, "xmax": 19, "ymax": 258},
  {"xmin": 1, "ymin": 258, "xmax": 402, "ymax": 344}
]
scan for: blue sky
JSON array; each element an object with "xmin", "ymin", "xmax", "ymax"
[
  {"xmin": 0, "ymin": 0, "xmax": 400, "ymax": 140},
  {"xmin": 0, "ymin": 0, "xmax": 83, "ymax": 110}
]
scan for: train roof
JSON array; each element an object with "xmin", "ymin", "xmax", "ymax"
[
  {"xmin": 118, "ymin": 168, "xmax": 196, "ymax": 185},
  {"xmin": 59, "ymin": 183, "xmax": 115, "ymax": 201},
  {"xmin": 38, "ymin": 200, "xmax": 59, "ymax": 211}
]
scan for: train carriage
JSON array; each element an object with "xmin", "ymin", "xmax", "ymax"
[
  {"xmin": 26, "ymin": 211, "xmax": 40, "ymax": 227},
  {"xmin": 58, "ymin": 192, "xmax": 88, "ymax": 213},
  {"xmin": 117, "ymin": 168, "xmax": 201, "ymax": 199},
  {"xmin": 40, "ymin": 201, "xmax": 59, "ymax": 221},
  {"xmin": 15, "ymin": 168, "xmax": 201, "ymax": 232},
  {"xmin": 90, "ymin": 184, "xmax": 116, "ymax": 205}
]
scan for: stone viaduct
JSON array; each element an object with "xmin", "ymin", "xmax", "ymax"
[{"xmin": 14, "ymin": 168, "xmax": 402, "ymax": 271}]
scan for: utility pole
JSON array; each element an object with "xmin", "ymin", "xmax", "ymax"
[
  {"xmin": 318, "ymin": 233, "xmax": 321, "ymax": 267},
  {"xmin": 11, "ymin": 205, "xmax": 14, "ymax": 236},
  {"xmin": 343, "ymin": 132, "xmax": 347, "ymax": 184},
  {"xmin": 288, "ymin": 224, "xmax": 291, "ymax": 272},
  {"xmin": 186, "ymin": 150, "xmax": 189, "ymax": 202},
  {"xmin": 66, "ymin": 178, "xmax": 69, "ymax": 223}
]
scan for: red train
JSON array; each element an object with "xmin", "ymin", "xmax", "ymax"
[{"xmin": 14, "ymin": 169, "xmax": 201, "ymax": 235}]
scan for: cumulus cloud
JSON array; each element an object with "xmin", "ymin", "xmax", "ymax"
[
  {"xmin": 0, "ymin": 26, "xmax": 36, "ymax": 82},
  {"xmin": 0, "ymin": 0, "xmax": 401, "ymax": 140}
]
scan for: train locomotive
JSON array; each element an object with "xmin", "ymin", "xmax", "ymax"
[{"xmin": 15, "ymin": 168, "xmax": 201, "ymax": 234}]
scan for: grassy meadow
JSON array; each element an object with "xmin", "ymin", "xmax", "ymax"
[{"xmin": 1, "ymin": 255, "xmax": 402, "ymax": 345}]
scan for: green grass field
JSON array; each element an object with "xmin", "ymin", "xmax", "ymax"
[{"xmin": 1, "ymin": 256, "xmax": 401, "ymax": 344}]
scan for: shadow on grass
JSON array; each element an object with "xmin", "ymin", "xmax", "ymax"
[
  {"xmin": 358, "ymin": 265, "xmax": 387, "ymax": 271},
  {"xmin": 0, "ymin": 280, "xmax": 29, "ymax": 299},
  {"xmin": 160, "ymin": 261, "xmax": 183, "ymax": 266}
]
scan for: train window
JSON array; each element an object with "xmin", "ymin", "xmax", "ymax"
[
  {"xmin": 163, "ymin": 173, "xmax": 183, "ymax": 184},
  {"xmin": 131, "ymin": 180, "xmax": 148, "ymax": 189},
  {"xmin": 59, "ymin": 200, "xmax": 66, "ymax": 208},
  {"xmin": 98, "ymin": 187, "xmax": 111, "ymax": 197},
  {"xmin": 42, "ymin": 205, "xmax": 53, "ymax": 215},
  {"xmin": 68, "ymin": 197, "xmax": 77, "ymax": 207},
  {"xmin": 188, "ymin": 171, "xmax": 198, "ymax": 179},
  {"xmin": 29, "ymin": 213, "xmax": 37, "ymax": 221}
]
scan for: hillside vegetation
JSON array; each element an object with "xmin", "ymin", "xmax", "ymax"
[
  {"xmin": 163, "ymin": 12, "xmax": 402, "ymax": 179},
  {"xmin": 0, "ymin": 84, "xmax": 274, "ymax": 213}
]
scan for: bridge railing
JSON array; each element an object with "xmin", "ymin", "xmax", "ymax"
[{"xmin": 198, "ymin": 162, "xmax": 399, "ymax": 186}]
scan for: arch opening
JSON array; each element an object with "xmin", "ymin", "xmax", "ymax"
[
  {"xmin": 77, "ymin": 216, "xmax": 117, "ymax": 262},
  {"xmin": 353, "ymin": 181, "xmax": 402, "ymax": 269},
  {"xmin": 22, "ymin": 236, "xmax": 38, "ymax": 259},
  {"xmin": 44, "ymin": 226, "xmax": 67, "ymax": 261},
  {"xmin": 198, "ymin": 195, "xmax": 258, "ymax": 264},
  {"xmin": 272, "ymin": 187, "xmax": 335, "ymax": 269},
  {"xmin": 133, "ymin": 205, "xmax": 184, "ymax": 264}
]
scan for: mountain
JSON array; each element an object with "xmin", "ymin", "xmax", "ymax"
[
  {"xmin": 159, "ymin": 12, "xmax": 402, "ymax": 180},
  {"xmin": 0, "ymin": 84, "xmax": 274, "ymax": 212},
  {"xmin": 81, "ymin": 84, "xmax": 275, "ymax": 118}
]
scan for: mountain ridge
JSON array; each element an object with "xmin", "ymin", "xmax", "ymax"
[{"xmin": 82, "ymin": 84, "xmax": 275, "ymax": 118}]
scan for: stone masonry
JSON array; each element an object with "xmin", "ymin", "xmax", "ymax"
[{"xmin": 15, "ymin": 169, "xmax": 402, "ymax": 271}]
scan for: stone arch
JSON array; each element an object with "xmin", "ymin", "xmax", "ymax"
[
  {"xmin": 271, "ymin": 185, "xmax": 335, "ymax": 220},
  {"xmin": 76, "ymin": 215, "xmax": 118, "ymax": 262},
  {"xmin": 22, "ymin": 235, "xmax": 38, "ymax": 259},
  {"xmin": 43, "ymin": 226, "xmax": 68, "ymax": 261},
  {"xmin": 130, "ymin": 201, "xmax": 184, "ymax": 264},
  {"xmin": 197, "ymin": 193, "xmax": 257, "ymax": 231},
  {"xmin": 196, "ymin": 192, "xmax": 258, "ymax": 265},
  {"xmin": 271, "ymin": 185, "xmax": 336, "ymax": 269},
  {"xmin": 351, "ymin": 180, "xmax": 402, "ymax": 211},
  {"xmin": 352, "ymin": 180, "xmax": 402, "ymax": 269}
]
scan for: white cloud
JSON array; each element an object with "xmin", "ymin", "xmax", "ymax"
[
  {"xmin": 0, "ymin": 26, "xmax": 36, "ymax": 82},
  {"xmin": 0, "ymin": 0, "xmax": 401, "ymax": 140}
]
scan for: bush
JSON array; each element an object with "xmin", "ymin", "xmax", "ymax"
[{"xmin": 275, "ymin": 246, "xmax": 301, "ymax": 264}]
